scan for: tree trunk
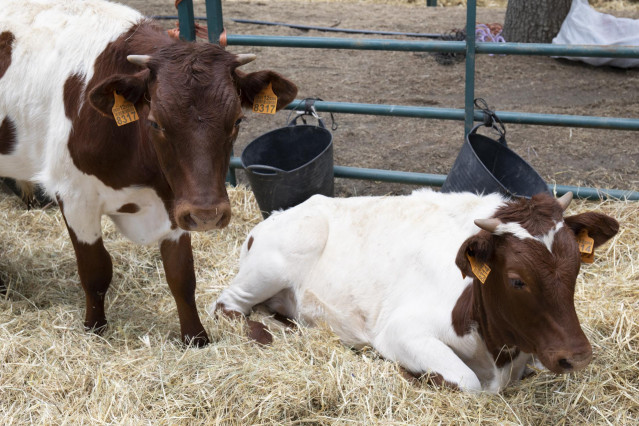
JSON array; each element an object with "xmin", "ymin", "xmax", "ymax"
[{"xmin": 503, "ymin": 0, "xmax": 572, "ymax": 43}]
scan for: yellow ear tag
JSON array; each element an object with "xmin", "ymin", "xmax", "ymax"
[
  {"xmin": 466, "ymin": 253, "xmax": 491, "ymax": 284},
  {"xmin": 252, "ymin": 82, "xmax": 278, "ymax": 115},
  {"xmin": 577, "ymin": 229, "xmax": 595, "ymax": 264},
  {"xmin": 112, "ymin": 91, "xmax": 139, "ymax": 126}
]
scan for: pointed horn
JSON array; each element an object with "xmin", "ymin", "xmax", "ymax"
[
  {"xmin": 127, "ymin": 55, "xmax": 152, "ymax": 67},
  {"xmin": 236, "ymin": 53, "xmax": 256, "ymax": 66},
  {"xmin": 557, "ymin": 191, "xmax": 573, "ymax": 212},
  {"xmin": 474, "ymin": 218, "xmax": 502, "ymax": 233}
]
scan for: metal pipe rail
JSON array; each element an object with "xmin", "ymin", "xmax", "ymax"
[
  {"xmin": 226, "ymin": 34, "xmax": 639, "ymax": 59},
  {"xmin": 283, "ymin": 100, "xmax": 639, "ymax": 131},
  {"xmin": 179, "ymin": 0, "xmax": 639, "ymax": 200},
  {"xmin": 228, "ymin": 158, "xmax": 639, "ymax": 201}
]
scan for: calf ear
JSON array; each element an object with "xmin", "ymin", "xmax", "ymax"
[
  {"xmin": 455, "ymin": 233, "xmax": 493, "ymax": 278},
  {"xmin": 564, "ymin": 212, "xmax": 619, "ymax": 248},
  {"xmin": 233, "ymin": 69, "xmax": 298, "ymax": 111},
  {"xmin": 88, "ymin": 69, "xmax": 151, "ymax": 118}
]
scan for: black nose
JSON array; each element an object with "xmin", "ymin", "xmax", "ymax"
[{"xmin": 558, "ymin": 358, "xmax": 573, "ymax": 370}]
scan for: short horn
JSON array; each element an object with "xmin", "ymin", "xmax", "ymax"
[
  {"xmin": 474, "ymin": 218, "xmax": 502, "ymax": 233},
  {"xmin": 557, "ymin": 192, "xmax": 573, "ymax": 212},
  {"xmin": 236, "ymin": 53, "xmax": 256, "ymax": 66},
  {"xmin": 127, "ymin": 55, "xmax": 152, "ymax": 67}
]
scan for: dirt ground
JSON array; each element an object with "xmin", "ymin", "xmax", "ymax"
[{"xmin": 122, "ymin": 0, "xmax": 639, "ymax": 197}]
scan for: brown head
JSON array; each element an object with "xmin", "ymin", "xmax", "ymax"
[
  {"xmin": 87, "ymin": 28, "xmax": 297, "ymax": 231},
  {"xmin": 455, "ymin": 192, "xmax": 619, "ymax": 374}
]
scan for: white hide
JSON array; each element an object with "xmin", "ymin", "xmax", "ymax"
[
  {"xmin": 0, "ymin": 0, "xmax": 182, "ymax": 245},
  {"xmin": 214, "ymin": 190, "xmax": 537, "ymax": 393},
  {"xmin": 494, "ymin": 220, "xmax": 564, "ymax": 252}
]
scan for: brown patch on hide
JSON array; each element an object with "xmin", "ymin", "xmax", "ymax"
[
  {"xmin": 0, "ymin": 31, "xmax": 14, "ymax": 79},
  {"xmin": 0, "ymin": 117, "xmax": 17, "ymax": 155},
  {"xmin": 63, "ymin": 73, "xmax": 86, "ymax": 119},
  {"xmin": 451, "ymin": 284, "xmax": 474, "ymax": 337},
  {"xmin": 117, "ymin": 203, "xmax": 140, "ymax": 214}
]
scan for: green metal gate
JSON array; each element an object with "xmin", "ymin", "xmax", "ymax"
[{"xmin": 177, "ymin": 0, "xmax": 639, "ymax": 200}]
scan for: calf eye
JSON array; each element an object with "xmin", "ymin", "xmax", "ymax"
[
  {"xmin": 148, "ymin": 120, "xmax": 162, "ymax": 131},
  {"xmin": 234, "ymin": 117, "xmax": 244, "ymax": 127},
  {"xmin": 509, "ymin": 278, "xmax": 526, "ymax": 289}
]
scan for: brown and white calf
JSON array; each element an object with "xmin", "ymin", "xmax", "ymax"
[
  {"xmin": 214, "ymin": 190, "xmax": 618, "ymax": 392},
  {"xmin": 0, "ymin": 0, "xmax": 297, "ymax": 345}
]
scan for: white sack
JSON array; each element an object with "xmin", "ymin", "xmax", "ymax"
[{"xmin": 552, "ymin": 0, "xmax": 639, "ymax": 68}]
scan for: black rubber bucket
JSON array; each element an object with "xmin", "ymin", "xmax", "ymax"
[
  {"xmin": 441, "ymin": 122, "xmax": 549, "ymax": 198},
  {"xmin": 242, "ymin": 115, "xmax": 334, "ymax": 218}
]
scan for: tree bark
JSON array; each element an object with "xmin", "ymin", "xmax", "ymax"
[{"xmin": 503, "ymin": 0, "xmax": 572, "ymax": 43}]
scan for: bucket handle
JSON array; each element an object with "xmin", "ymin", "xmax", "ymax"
[
  {"xmin": 472, "ymin": 98, "xmax": 507, "ymax": 146},
  {"xmin": 286, "ymin": 98, "xmax": 338, "ymax": 130},
  {"xmin": 245, "ymin": 164, "xmax": 286, "ymax": 175},
  {"xmin": 289, "ymin": 113, "xmax": 327, "ymax": 129}
]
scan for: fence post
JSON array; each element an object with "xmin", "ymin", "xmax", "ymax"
[
  {"xmin": 464, "ymin": 0, "xmax": 477, "ymax": 135},
  {"xmin": 204, "ymin": 0, "xmax": 238, "ymax": 186},
  {"xmin": 176, "ymin": 0, "xmax": 196, "ymax": 41},
  {"xmin": 427, "ymin": 0, "xmax": 437, "ymax": 6},
  {"xmin": 205, "ymin": 0, "xmax": 225, "ymax": 44}
]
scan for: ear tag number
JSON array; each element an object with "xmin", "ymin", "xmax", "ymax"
[
  {"xmin": 577, "ymin": 229, "xmax": 595, "ymax": 263},
  {"xmin": 466, "ymin": 253, "xmax": 491, "ymax": 284},
  {"xmin": 252, "ymin": 83, "xmax": 278, "ymax": 115},
  {"xmin": 112, "ymin": 91, "xmax": 139, "ymax": 126}
]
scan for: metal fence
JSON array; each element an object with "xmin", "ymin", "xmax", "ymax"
[{"xmin": 177, "ymin": 0, "xmax": 639, "ymax": 200}]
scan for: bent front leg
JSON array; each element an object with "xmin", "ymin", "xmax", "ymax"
[
  {"xmin": 213, "ymin": 249, "xmax": 295, "ymax": 345},
  {"xmin": 214, "ymin": 250, "xmax": 291, "ymax": 316},
  {"xmin": 160, "ymin": 233, "xmax": 209, "ymax": 347},
  {"xmin": 375, "ymin": 325, "xmax": 482, "ymax": 392}
]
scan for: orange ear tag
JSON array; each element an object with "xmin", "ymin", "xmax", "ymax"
[
  {"xmin": 252, "ymin": 83, "xmax": 278, "ymax": 115},
  {"xmin": 577, "ymin": 229, "xmax": 595, "ymax": 264},
  {"xmin": 112, "ymin": 91, "xmax": 139, "ymax": 126},
  {"xmin": 466, "ymin": 253, "xmax": 491, "ymax": 284}
]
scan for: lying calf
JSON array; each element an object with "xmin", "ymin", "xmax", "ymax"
[{"xmin": 213, "ymin": 190, "xmax": 618, "ymax": 392}]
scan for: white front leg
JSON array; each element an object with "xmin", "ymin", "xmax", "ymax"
[{"xmin": 375, "ymin": 328, "xmax": 483, "ymax": 392}]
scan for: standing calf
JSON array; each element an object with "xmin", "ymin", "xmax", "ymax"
[
  {"xmin": 214, "ymin": 190, "xmax": 618, "ymax": 392},
  {"xmin": 0, "ymin": 0, "xmax": 297, "ymax": 345}
]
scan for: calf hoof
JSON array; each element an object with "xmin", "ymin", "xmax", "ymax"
[
  {"xmin": 84, "ymin": 319, "xmax": 108, "ymax": 335},
  {"xmin": 183, "ymin": 332, "xmax": 210, "ymax": 348},
  {"xmin": 248, "ymin": 320, "xmax": 273, "ymax": 345},
  {"xmin": 273, "ymin": 312, "xmax": 298, "ymax": 330},
  {"xmin": 214, "ymin": 304, "xmax": 272, "ymax": 345},
  {"xmin": 399, "ymin": 367, "xmax": 459, "ymax": 391}
]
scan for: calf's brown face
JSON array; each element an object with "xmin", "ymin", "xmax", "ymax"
[
  {"xmin": 456, "ymin": 193, "xmax": 619, "ymax": 374},
  {"xmin": 89, "ymin": 42, "xmax": 297, "ymax": 231}
]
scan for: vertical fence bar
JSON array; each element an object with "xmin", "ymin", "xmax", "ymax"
[
  {"xmin": 177, "ymin": 0, "xmax": 196, "ymax": 41},
  {"xmin": 205, "ymin": 0, "xmax": 225, "ymax": 44},
  {"xmin": 204, "ymin": 0, "xmax": 237, "ymax": 185},
  {"xmin": 464, "ymin": 0, "xmax": 477, "ymax": 135}
]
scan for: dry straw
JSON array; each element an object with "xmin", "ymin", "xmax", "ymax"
[{"xmin": 0, "ymin": 186, "xmax": 637, "ymax": 424}]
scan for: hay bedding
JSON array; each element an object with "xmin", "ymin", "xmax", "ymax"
[{"xmin": 0, "ymin": 185, "xmax": 636, "ymax": 424}]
